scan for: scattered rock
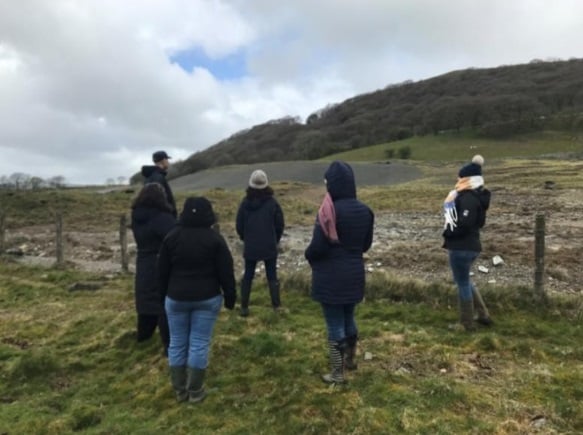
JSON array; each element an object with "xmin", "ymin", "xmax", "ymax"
[
  {"xmin": 5, "ymin": 247, "xmax": 24, "ymax": 256},
  {"xmin": 544, "ymin": 181, "xmax": 555, "ymax": 190},
  {"xmin": 478, "ymin": 265, "xmax": 489, "ymax": 274},
  {"xmin": 68, "ymin": 282, "xmax": 103, "ymax": 292},
  {"xmin": 488, "ymin": 279, "xmax": 497, "ymax": 284},
  {"xmin": 492, "ymin": 255, "xmax": 504, "ymax": 266},
  {"xmin": 364, "ymin": 352, "xmax": 373, "ymax": 361},
  {"xmin": 530, "ymin": 415, "xmax": 547, "ymax": 429}
]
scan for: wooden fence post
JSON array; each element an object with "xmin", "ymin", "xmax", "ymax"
[
  {"xmin": 55, "ymin": 212, "xmax": 64, "ymax": 267},
  {"xmin": 534, "ymin": 213, "xmax": 546, "ymax": 301},
  {"xmin": 0, "ymin": 209, "xmax": 5, "ymax": 255},
  {"xmin": 120, "ymin": 214, "xmax": 129, "ymax": 273}
]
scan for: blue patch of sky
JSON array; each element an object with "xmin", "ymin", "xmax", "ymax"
[{"xmin": 170, "ymin": 47, "xmax": 247, "ymax": 80}]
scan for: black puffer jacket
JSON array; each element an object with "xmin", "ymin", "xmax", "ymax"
[
  {"xmin": 442, "ymin": 187, "xmax": 491, "ymax": 252},
  {"xmin": 157, "ymin": 198, "xmax": 236, "ymax": 308},
  {"xmin": 131, "ymin": 206, "xmax": 176, "ymax": 314},
  {"xmin": 236, "ymin": 190, "xmax": 284, "ymax": 261},
  {"xmin": 141, "ymin": 165, "xmax": 177, "ymax": 217},
  {"xmin": 305, "ymin": 161, "xmax": 374, "ymax": 305}
]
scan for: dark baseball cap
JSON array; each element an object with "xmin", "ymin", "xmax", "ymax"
[{"xmin": 152, "ymin": 150, "xmax": 171, "ymax": 163}]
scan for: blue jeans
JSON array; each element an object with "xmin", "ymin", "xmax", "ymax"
[
  {"xmin": 165, "ymin": 295, "xmax": 222, "ymax": 369},
  {"xmin": 243, "ymin": 257, "xmax": 277, "ymax": 282},
  {"xmin": 321, "ymin": 303, "xmax": 358, "ymax": 342},
  {"xmin": 448, "ymin": 250, "xmax": 479, "ymax": 302}
]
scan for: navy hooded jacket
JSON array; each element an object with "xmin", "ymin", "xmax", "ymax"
[{"xmin": 305, "ymin": 161, "xmax": 374, "ymax": 305}]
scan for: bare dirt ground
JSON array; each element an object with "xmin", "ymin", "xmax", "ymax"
[{"xmin": 5, "ymin": 188, "xmax": 582, "ymax": 295}]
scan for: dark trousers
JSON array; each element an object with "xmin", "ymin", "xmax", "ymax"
[
  {"xmin": 137, "ymin": 312, "xmax": 170, "ymax": 353},
  {"xmin": 243, "ymin": 257, "xmax": 278, "ymax": 282}
]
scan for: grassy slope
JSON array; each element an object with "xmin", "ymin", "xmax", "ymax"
[
  {"xmin": 1, "ymin": 142, "xmax": 583, "ymax": 433},
  {"xmin": 322, "ymin": 130, "xmax": 583, "ymax": 163},
  {"xmin": 0, "ymin": 263, "xmax": 581, "ymax": 434}
]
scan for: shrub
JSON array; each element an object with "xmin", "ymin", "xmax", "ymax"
[{"xmin": 397, "ymin": 146, "xmax": 412, "ymax": 159}]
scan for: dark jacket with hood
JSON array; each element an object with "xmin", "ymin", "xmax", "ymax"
[
  {"xmin": 131, "ymin": 205, "xmax": 176, "ymax": 314},
  {"xmin": 157, "ymin": 197, "xmax": 236, "ymax": 308},
  {"xmin": 236, "ymin": 189, "xmax": 284, "ymax": 261},
  {"xmin": 141, "ymin": 165, "xmax": 177, "ymax": 218},
  {"xmin": 442, "ymin": 187, "xmax": 491, "ymax": 252},
  {"xmin": 305, "ymin": 161, "xmax": 374, "ymax": 305}
]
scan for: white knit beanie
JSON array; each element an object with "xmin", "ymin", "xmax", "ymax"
[{"xmin": 249, "ymin": 169, "xmax": 268, "ymax": 189}]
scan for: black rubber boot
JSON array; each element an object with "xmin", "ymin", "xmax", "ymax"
[
  {"xmin": 321, "ymin": 340, "xmax": 347, "ymax": 384},
  {"xmin": 268, "ymin": 280, "xmax": 281, "ymax": 310},
  {"xmin": 344, "ymin": 335, "xmax": 358, "ymax": 371},
  {"xmin": 169, "ymin": 366, "xmax": 188, "ymax": 402},
  {"xmin": 239, "ymin": 279, "xmax": 252, "ymax": 317},
  {"xmin": 187, "ymin": 368, "xmax": 207, "ymax": 403}
]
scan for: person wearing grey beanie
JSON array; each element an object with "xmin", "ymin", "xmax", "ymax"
[{"xmin": 236, "ymin": 169, "xmax": 285, "ymax": 316}]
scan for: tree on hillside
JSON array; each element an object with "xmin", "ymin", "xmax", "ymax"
[{"xmin": 48, "ymin": 175, "xmax": 66, "ymax": 189}]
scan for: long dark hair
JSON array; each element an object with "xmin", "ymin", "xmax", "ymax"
[
  {"xmin": 245, "ymin": 186, "xmax": 274, "ymax": 200},
  {"xmin": 132, "ymin": 183, "xmax": 172, "ymax": 212}
]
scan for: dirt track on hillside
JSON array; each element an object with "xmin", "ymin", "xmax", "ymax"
[{"xmin": 170, "ymin": 161, "xmax": 421, "ymax": 191}]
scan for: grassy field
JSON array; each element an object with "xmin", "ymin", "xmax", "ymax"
[
  {"xmin": 0, "ymin": 262, "xmax": 581, "ymax": 434},
  {"xmin": 1, "ymin": 137, "xmax": 582, "ymax": 433},
  {"xmin": 323, "ymin": 130, "xmax": 583, "ymax": 163}
]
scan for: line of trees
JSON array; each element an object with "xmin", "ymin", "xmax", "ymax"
[{"xmin": 0, "ymin": 173, "xmax": 66, "ymax": 190}]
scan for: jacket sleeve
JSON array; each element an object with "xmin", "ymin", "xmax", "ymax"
[
  {"xmin": 156, "ymin": 239, "xmax": 172, "ymax": 299},
  {"xmin": 215, "ymin": 235, "xmax": 236, "ymax": 309},
  {"xmin": 363, "ymin": 209, "xmax": 374, "ymax": 253},
  {"xmin": 304, "ymin": 219, "xmax": 332, "ymax": 263},
  {"xmin": 235, "ymin": 201, "xmax": 245, "ymax": 241},
  {"xmin": 443, "ymin": 194, "xmax": 479, "ymax": 239},
  {"xmin": 274, "ymin": 200, "xmax": 285, "ymax": 242}
]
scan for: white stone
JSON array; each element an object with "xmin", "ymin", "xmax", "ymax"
[
  {"xmin": 364, "ymin": 352, "xmax": 373, "ymax": 361},
  {"xmin": 478, "ymin": 265, "xmax": 489, "ymax": 274},
  {"xmin": 469, "ymin": 272, "xmax": 475, "ymax": 276},
  {"xmin": 492, "ymin": 255, "xmax": 504, "ymax": 266},
  {"xmin": 488, "ymin": 279, "xmax": 496, "ymax": 284}
]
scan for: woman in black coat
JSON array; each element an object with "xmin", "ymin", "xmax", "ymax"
[
  {"xmin": 305, "ymin": 161, "xmax": 374, "ymax": 384},
  {"xmin": 158, "ymin": 197, "xmax": 236, "ymax": 403},
  {"xmin": 236, "ymin": 169, "xmax": 285, "ymax": 317},
  {"xmin": 131, "ymin": 183, "xmax": 176, "ymax": 354},
  {"xmin": 442, "ymin": 155, "xmax": 492, "ymax": 331}
]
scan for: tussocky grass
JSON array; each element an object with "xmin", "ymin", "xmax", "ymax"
[{"xmin": 0, "ymin": 262, "xmax": 581, "ymax": 434}]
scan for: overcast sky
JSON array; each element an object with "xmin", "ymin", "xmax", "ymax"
[{"xmin": 1, "ymin": 0, "xmax": 582, "ymax": 185}]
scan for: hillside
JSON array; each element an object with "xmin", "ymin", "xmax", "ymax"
[{"xmin": 161, "ymin": 58, "xmax": 583, "ymax": 181}]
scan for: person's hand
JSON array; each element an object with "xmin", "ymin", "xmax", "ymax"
[{"xmin": 224, "ymin": 293, "xmax": 236, "ymax": 310}]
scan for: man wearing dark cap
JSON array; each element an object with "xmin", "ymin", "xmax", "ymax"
[{"xmin": 141, "ymin": 151, "xmax": 177, "ymax": 217}]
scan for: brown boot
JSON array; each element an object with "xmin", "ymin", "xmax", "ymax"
[
  {"xmin": 344, "ymin": 335, "xmax": 358, "ymax": 371},
  {"xmin": 460, "ymin": 299, "xmax": 475, "ymax": 332},
  {"xmin": 472, "ymin": 287, "xmax": 493, "ymax": 326}
]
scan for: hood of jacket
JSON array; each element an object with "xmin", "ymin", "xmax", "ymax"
[
  {"xmin": 325, "ymin": 161, "xmax": 356, "ymax": 200},
  {"xmin": 474, "ymin": 187, "xmax": 491, "ymax": 211},
  {"xmin": 179, "ymin": 197, "xmax": 216, "ymax": 227},
  {"xmin": 243, "ymin": 196, "xmax": 272, "ymax": 211},
  {"xmin": 141, "ymin": 165, "xmax": 166, "ymax": 178}
]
